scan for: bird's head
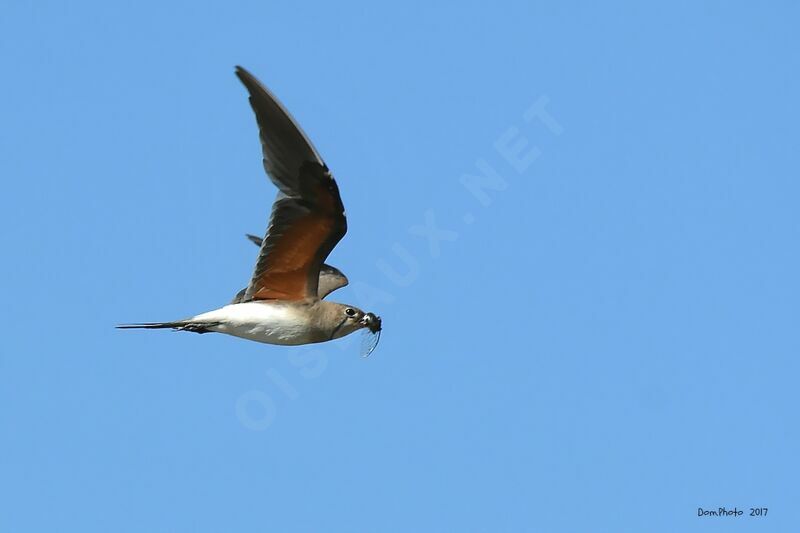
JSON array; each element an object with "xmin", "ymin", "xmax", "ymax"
[
  {"xmin": 325, "ymin": 303, "xmax": 380, "ymax": 336},
  {"xmin": 321, "ymin": 302, "xmax": 382, "ymax": 356}
]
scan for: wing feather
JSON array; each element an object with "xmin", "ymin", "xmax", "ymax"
[
  {"xmin": 242, "ymin": 234, "xmax": 349, "ymax": 299},
  {"xmin": 235, "ymin": 67, "xmax": 347, "ymax": 301}
]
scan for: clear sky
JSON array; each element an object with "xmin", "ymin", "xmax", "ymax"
[{"xmin": 1, "ymin": 1, "xmax": 798, "ymax": 532}]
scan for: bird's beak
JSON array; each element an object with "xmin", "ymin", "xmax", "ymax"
[{"xmin": 360, "ymin": 312, "xmax": 382, "ymax": 333}]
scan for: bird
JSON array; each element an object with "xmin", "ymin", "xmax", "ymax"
[{"xmin": 118, "ymin": 66, "xmax": 382, "ymax": 356}]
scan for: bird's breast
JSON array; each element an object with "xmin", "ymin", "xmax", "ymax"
[{"xmin": 195, "ymin": 302, "xmax": 319, "ymax": 345}]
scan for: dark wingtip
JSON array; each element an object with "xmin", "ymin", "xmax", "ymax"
[
  {"xmin": 234, "ymin": 66, "xmax": 247, "ymax": 83},
  {"xmin": 234, "ymin": 65, "xmax": 255, "ymax": 83},
  {"xmin": 246, "ymin": 234, "xmax": 263, "ymax": 246}
]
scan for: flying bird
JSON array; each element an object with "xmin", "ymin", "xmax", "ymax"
[{"xmin": 118, "ymin": 66, "xmax": 382, "ymax": 356}]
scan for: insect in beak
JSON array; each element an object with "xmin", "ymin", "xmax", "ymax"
[
  {"xmin": 360, "ymin": 312, "xmax": 382, "ymax": 333},
  {"xmin": 358, "ymin": 313, "xmax": 382, "ymax": 357}
]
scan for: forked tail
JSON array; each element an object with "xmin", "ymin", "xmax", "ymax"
[
  {"xmin": 117, "ymin": 322, "xmax": 182, "ymax": 330},
  {"xmin": 116, "ymin": 321, "xmax": 217, "ymax": 334}
]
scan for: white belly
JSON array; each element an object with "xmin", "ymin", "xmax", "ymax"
[{"xmin": 190, "ymin": 302, "xmax": 314, "ymax": 345}]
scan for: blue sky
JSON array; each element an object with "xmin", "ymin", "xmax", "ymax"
[{"xmin": 1, "ymin": 1, "xmax": 798, "ymax": 531}]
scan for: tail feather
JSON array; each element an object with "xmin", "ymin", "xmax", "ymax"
[
  {"xmin": 116, "ymin": 321, "xmax": 218, "ymax": 334},
  {"xmin": 116, "ymin": 321, "xmax": 186, "ymax": 330}
]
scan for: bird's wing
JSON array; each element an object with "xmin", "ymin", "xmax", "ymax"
[
  {"xmin": 317, "ymin": 264, "xmax": 349, "ymax": 299},
  {"xmin": 236, "ymin": 66, "xmax": 347, "ymax": 301},
  {"xmin": 245, "ymin": 233, "xmax": 263, "ymax": 246},
  {"xmin": 242, "ymin": 235, "xmax": 349, "ymax": 299}
]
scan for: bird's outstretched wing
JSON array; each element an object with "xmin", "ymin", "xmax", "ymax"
[
  {"xmin": 235, "ymin": 66, "xmax": 347, "ymax": 301},
  {"xmin": 244, "ymin": 235, "xmax": 349, "ymax": 299}
]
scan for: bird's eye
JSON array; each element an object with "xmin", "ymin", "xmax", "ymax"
[{"xmin": 345, "ymin": 308, "xmax": 356, "ymax": 317}]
